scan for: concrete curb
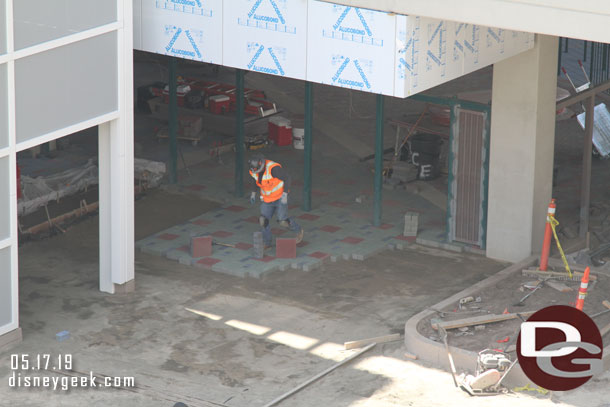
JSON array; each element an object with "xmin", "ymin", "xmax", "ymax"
[{"xmin": 404, "ymin": 255, "xmax": 538, "ymax": 387}]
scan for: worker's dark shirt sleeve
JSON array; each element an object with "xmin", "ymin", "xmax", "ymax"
[{"xmin": 270, "ymin": 166, "xmax": 292, "ymax": 192}]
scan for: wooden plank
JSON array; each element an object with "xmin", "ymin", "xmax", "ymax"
[
  {"xmin": 603, "ymin": 300, "xmax": 610, "ymax": 310},
  {"xmin": 432, "ymin": 312, "xmax": 536, "ymax": 331},
  {"xmin": 344, "ymin": 333, "xmax": 401, "ymax": 350},
  {"xmin": 601, "ymin": 323, "xmax": 610, "ymax": 337},
  {"xmin": 522, "ymin": 269, "xmax": 597, "ymax": 281},
  {"xmin": 545, "ymin": 280, "xmax": 573, "ymax": 293}
]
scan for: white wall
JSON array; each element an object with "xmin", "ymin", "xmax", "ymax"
[
  {"xmin": 0, "ymin": 0, "xmax": 134, "ymax": 338},
  {"xmin": 135, "ymin": 0, "xmax": 535, "ymax": 97},
  {"xmin": 320, "ymin": 0, "xmax": 610, "ymax": 44}
]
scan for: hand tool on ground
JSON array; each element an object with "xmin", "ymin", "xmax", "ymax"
[
  {"xmin": 439, "ymin": 326, "xmax": 458, "ymax": 387},
  {"xmin": 213, "ymin": 241, "xmax": 236, "ymax": 248},
  {"xmin": 513, "ymin": 281, "xmax": 544, "ymax": 306}
]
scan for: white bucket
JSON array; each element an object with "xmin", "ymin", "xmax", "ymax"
[{"xmin": 293, "ymin": 128, "xmax": 305, "ymax": 150}]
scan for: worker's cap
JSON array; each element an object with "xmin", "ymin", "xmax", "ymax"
[{"xmin": 248, "ymin": 153, "xmax": 265, "ymax": 174}]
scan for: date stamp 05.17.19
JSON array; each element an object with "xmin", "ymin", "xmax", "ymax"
[{"xmin": 8, "ymin": 354, "xmax": 135, "ymax": 391}]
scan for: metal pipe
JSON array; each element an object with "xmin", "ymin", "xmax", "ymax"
[
  {"xmin": 235, "ymin": 69, "xmax": 245, "ymax": 197},
  {"xmin": 303, "ymin": 81, "xmax": 313, "ymax": 212},
  {"xmin": 580, "ymin": 95, "xmax": 595, "ymax": 239},
  {"xmin": 168, "ymin": 57, "xmax": 178, "ymax": 184},
  {"xmin": 373, "ymin": 94, "xmax": 384, "ymax": 227}
]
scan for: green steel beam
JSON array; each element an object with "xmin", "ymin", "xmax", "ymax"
[
  {"xmin": 303, "ymin": 81, "xmax": 313, "ymax": 212},
  {"xmin": 235, "ymin": 69, "xmax": 245, "ymax": 197},
  {"xmin": 168, "ymin": 57, "xmax": 178, "ymax": 184},
  {"xmin": 373, "ymin": 94, "xmax": 384, "ymax": 227}
]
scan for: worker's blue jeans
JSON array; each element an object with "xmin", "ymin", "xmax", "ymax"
[{"xmin": 260, "ymin": 199, "xmax": 301, "ymax": 245}]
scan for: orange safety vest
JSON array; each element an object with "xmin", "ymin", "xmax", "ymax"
[{"xmin": 250, "ymin": 160, "xmax": 284, "ymax": 203}]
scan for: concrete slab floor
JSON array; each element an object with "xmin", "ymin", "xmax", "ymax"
[{"xmin": 2, "ymin": 193, "xmax": 609, "ymax": 406}]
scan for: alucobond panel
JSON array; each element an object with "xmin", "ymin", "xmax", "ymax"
[
  {"xmin": 13, "ymin": 0, "xmax": 117, "ymax": 50},
  {"xmin": 307, "ymin": 1, "xmax": 396, "ymax": 95},
  {"xmin": 0, "ymin": 247, "xmax": 11, "ymax": 328},
  {"xmin": 141, "ymin": 0, "xmax": 223, "ymax": 64},
  {"xmin": 0, "ymin": 63, "xmax": 7, "ymax": 149},
  {"xmin": 15, "ymin": 32, "xmax": 118, "ymax": 144},
  {"xmin": 223, "ymin": 0, "xmax": 308, "ymax": 80}
]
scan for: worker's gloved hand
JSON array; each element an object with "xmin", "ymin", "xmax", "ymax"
[
  {"xmin": 250, "ymin": 191, "xmax": 256, "ymax": 205},
  {"xmin": 281, "ymin": 192, "xmax": 288, "ymax": 204}
]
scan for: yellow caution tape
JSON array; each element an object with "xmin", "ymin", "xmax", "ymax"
[
  {"xmin": 549, "ymin": 216, "xmax": 573, "ymax": 279},
  {"xmin": 513, "ymin": 383, "xmax": 549, "ymax": 395}
]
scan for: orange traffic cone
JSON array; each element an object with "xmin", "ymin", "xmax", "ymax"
[
  {"xmin": 575, "ymin": 267, "xmax": 590, "ymax": 311},
  {"xmin": 539, "ymin": 199, "xmax": 556, "ymax": 271}
]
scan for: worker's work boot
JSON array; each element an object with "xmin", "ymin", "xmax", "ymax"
[{"xmin": 296, "ymin": 229, "xmax": 304, "ymax": 244}]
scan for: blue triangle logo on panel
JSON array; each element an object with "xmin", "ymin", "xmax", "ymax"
[
  {"xmin": 333, "ymin": 7, "xmax": 372, "ymax": 37},
  {"xmin": 332, "ymin": 57, "xmax": 371, "ymax": 90},
  {"xmin": 248, "ymin": 0, "xmax": 286, "ymax": 25},
  {"xmin": 165, "ymin": 28, "xmax": 202, "ymax": 59},
  {"xmin": 247, "ymin": 45, "xmax": 285, "ymax": 76},
  {"xmin": 426, "ymin": 21, "xmax": 444, "ymax": 67}
]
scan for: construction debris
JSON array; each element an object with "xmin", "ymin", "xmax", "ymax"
[
  {"xmin": 522, "ymin": 268, "xmax": 596, "ymax": 281},
  {"xmin": 344, "ymin": 333, "xmax": 400, "ymax": 350},
  {"xmin": 545, "ymin": 280, "xmax": 573, "ymax": 292},
  {"xmin": 431, "ymin": 311, "xmax": 536, "ymax": 331}
]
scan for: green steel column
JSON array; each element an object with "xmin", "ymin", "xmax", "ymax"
[
  {"xmin": 303, "ymin": 81, "xmax": 313, "ymax": 211},
  {"xmin": 235, "ymin": 69, "xmax": 245, "ymax": 197},
  {"xmin": 373, "ymin": 94, "xmax": 384, "ymax": 227},
  {"xmin": 168, "ymin": 57, "xmax": 178, "ymax": 184}
]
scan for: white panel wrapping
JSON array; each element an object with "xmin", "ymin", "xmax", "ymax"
[
  {"xmin": 135, "ymin": 0, "xmax": 536, "ymax": 98},
  {"xmin": 140, "ymin": 0, "xmax": 223, "ymax": 64},
  {"xmin": 223, "ymin": 0, "xmax": 308, "ymax": 80},
  {"xmin": 307, "ymin": 1, "xmax": 396, "ymax": 95}
]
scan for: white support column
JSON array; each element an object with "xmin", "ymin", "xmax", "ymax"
[
  {"xmin": 98, "ymin": 0, "xmax": 135, "ymax": 294},
  {"xmin": 486, "ymin": 35, "xmax": 559, "ymax": 262}
]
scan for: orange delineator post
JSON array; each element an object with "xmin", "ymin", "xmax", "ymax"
[
  {"xmin": 539, "ymin": 199, "xmax": 556, "ymax": 271},
  {"xmin": 575, "ymin": 266, "xmax": 590, "ymax": 311}
]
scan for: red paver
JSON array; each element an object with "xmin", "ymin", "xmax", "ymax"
[
  {"xmin": 192, "ymin": 219, "xmax": 212, "ymax": 226},
  {"xmin": 158, "ymin": 233, "xmax": 179, "ymax": 241},
  {"xmin": 224, "ymin": 205, "xmax": 247, "ymax": 212},
  {"xmin": 395, "ymin": 235, "xmax": 417, "ymax": 242},
  {"xmin": 191, "ymin": 236, "xmax": 212, "ymax": 257},
  {"xmin": 298, "ymin": 213, "xmax": 320, "ymax": 221},
  {"xmin": 320, "ymin": 225, "xmax": 341, "ymax": 233},
  {"xmin": 329, "ymin": 201, "xmax": 349, "ymax": 208},
  {"xmin": 186, "ymin": 184, "xmax": 206, "ymax": 191},
  {"xmin": 309, "ymin": 251, "xmax": 330, "ymax": 259},
  {"xmin": 312, "ymin": 189, "xmax": 329, "ymax": 197},
  {"xmin": 276, "ymin": 238, "xmax": 297, "ymax": 258},
  {"xmin": 196, "ymin": 257, "xmax": 221, "ymax": 267},
  {"xmin": 243, "ymin": 216, "xmax": 259, "ymax": 224},
  {"xmin": 235, "ymin": 242, "xmax": 253, "ymax": 250},
  {"xmin": 341, "ymin": 236, "xmax": 364, "ymax": 244},
  {"xmin": 211, "ymin": 230, "xmax": 233, "ymax": 238},
  {"xmin": 253, "ymin": 255, "xmax": 276, "ymax": 263}
]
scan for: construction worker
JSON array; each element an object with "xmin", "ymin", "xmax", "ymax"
[{"xmin": 248, "ymin": 153, "xmax": 304, "ymax": 247}]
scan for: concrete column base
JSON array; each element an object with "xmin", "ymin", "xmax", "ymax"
[
  {"xmin": 0, "ymin": 328, "xmax": 22, "ymax": 352},
  {"xmin": 114, "ymin": 279, "xmax": 135, "ymax": 294}
]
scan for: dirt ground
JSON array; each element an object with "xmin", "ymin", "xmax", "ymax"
[
  {"xmin": 418, "ymin": 267, "xmax": 610, "ymax": 353},
  {"xmin": 2, "ymin": 189, "xmax": 610, "ymax": 407}
]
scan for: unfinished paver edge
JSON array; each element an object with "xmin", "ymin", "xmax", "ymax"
[{"xmin": 404, "ymin": 255, "xmax": 538, "ymax": 387}]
